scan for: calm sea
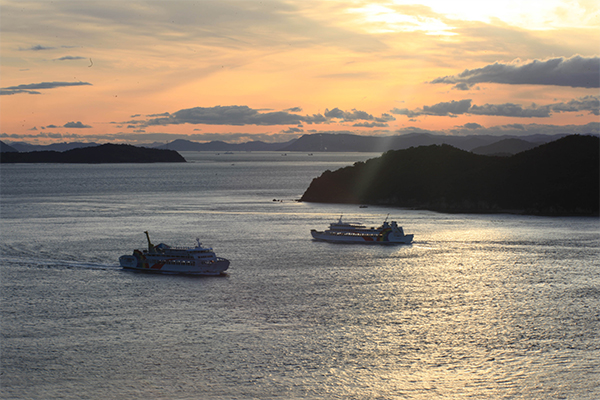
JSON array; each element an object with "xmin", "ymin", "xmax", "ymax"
[{"xmin": 1, "ymin": 151, "xmax": 599, "ymax": 399}]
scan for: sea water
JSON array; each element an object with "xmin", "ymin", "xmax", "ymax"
[{"xmin": 1, "ymin": 151, "xmax": 599, "ymax": 399}]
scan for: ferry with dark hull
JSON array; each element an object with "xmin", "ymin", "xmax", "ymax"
[
  {"xmin": 311, "ymin": 216, "xmax": 413, "ymax": 244},
  {"xmin": 119, "ymin": 232, "xmax": 229, "ymax": 275}
]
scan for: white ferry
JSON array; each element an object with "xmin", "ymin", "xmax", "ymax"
[
  {"xmin": 119, "ymin": 232, "xmax": 229, "ymax": 275},
  {"xmin": 311, "ymin": 216, "xmax": 414, "ymax": 244}
]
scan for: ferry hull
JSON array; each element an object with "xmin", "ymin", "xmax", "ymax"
[
  {"xmin": 119, "ymin": 255, "xmax": 230, "ymax": 275},
  {"xmin": 311, "ymin": 230, "xmax": 413, "ymax": 244}
]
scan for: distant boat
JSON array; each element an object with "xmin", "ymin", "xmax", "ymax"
[
  {"xmin": 119, "ymin": 232, "xmax": 229, "ymax": 275},
  {"xmin": 311, "ymin": 216, "xmax": 413, "ymax": 244}
]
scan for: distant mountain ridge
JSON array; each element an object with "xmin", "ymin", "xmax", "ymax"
[
  {"xmin": 4, "ymin": 132, "xmax": 592, "ymax": 154},
  {"xmin": 280, "ymin": 132, "xmax": 573, "ymax": 152},
  {"xmin": 154, "ymin": 138, "xmax": 297, "ymax": 152},
  {"xmin": 300, "ymin": 135, "xmax": 599, "ymax": 216},
  {"xmin": 0, "ymin": 141, "xmax": 18, "ymax": 153},
  {"xmin": 471, "ymin": 138, "xmax": 540, "ymax": 156},
  {"xmin": 5, "ymin": 141, "xmax": 101, "ymax": 153}
]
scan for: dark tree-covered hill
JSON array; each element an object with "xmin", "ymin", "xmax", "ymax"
[
  {"xmin": 0, "ymin": 143, "xmax": 186, "ymax": 163},
  {"xmin": 300, "ymin": 135, "xmax": 599, "ymax": 216}
]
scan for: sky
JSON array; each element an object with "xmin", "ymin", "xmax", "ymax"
[{"xmin": 1, "ymin": 0, "xmax": 599, "ymax": 145}]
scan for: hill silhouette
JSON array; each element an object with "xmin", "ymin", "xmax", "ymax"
[
  {"xmin": 301, "ymin": 135, "xmax": 599, "ymax": 216},
  {"xmin": 471, "ymin": 138, "xmax": 539, "ymax": 156},
  {"xmin": 0, "ymin": 141, "xmax": 18, "ymax": 153},
  {"xmin": 1, "ymin": 144, "xmax": 185, "ymax": 163}
]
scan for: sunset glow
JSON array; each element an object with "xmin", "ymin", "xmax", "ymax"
[{"xmin": 1, "ymin": 0, "xmax": 598, "ymax": 145}]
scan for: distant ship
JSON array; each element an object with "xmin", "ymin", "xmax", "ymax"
[
  {"xmin": 119, "ymin": 232, "xmax": 229, "ymax": 275},
  {"xmin": 311, "ymin": 216, "xmax": 413, "ymax": 244}
]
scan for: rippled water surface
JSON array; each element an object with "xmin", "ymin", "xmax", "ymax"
[{"xmin": 1, "ymin": 152, "xmax": 599, "ymax": 399}]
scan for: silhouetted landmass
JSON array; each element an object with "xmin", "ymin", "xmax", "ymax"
[
  {"xmin": 5, "ymin": 133, "xmax": 586, "ymax": 154},
  {"xmin": 471, "ymin": 138, "xmax": 539, "ymax": 156},
  {"xmin": 155, "ymin": 133, "xmax": 569, "ymax": 152},
  {"xmin": 279, "ymin": 132, "xmax": 570, "ymax": 152},
  {"xmin": 5, "ymin": 141, "xmax": 101, "ymax": 152},
  {"xmin": 301, "ymin": 135, "xmax": 599, "ymax": 216},
  {"xmin": 0, "ymin": 144, "xmax": 186, "ymax": 163},
  {"xmin": 0, "ymin": 141, "xmax": 18, "ymax": 153}
]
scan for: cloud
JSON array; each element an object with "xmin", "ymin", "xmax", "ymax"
[
  {"xmin": 0, "ymin": 81, "xmax": 92, "ymax": 95},
  {"xmin": 452, "ymin": 83, "xmax": 475, "ymax": 91},
  {"xmin": 469, "ymin": 103, "xmax": 551, "ymax": 118},
  {"xmin": 391, "ymin": 99, "xmax": 472, "ymax": 117},
  {"xmin": 391, "ymin": 96, "xmax": 598, "ymax": 118},
  {"xmin": 549, "ymin": 95, "xmax": 600, "ymax": 115},
  {"xmin": 462, "ymin": 123, "xmax": 483, "ymax": 129},
  {"xmin": 0, "ymin": 89, "xmax": 41, "ymax": 95},
  {"xmin": 503, "ymin": 124, "xmax": 526, "ymax": 130},
  {"xmin": 20, "ymin": 44, "xmax": 55, "ymax": 51},
  {"xmin": 353, "ymin": 122, "xmax": 389, "ymax": 127},
  {"xmin": 142, "ymin": 105, "xmax": 327, "ymax": 127},
  {"xmin": 281, "ymin": 127, "xmax": 304, "ymax": 134},
  {"xmin": 324, "ymin": 108, "xmax": 373, "ymax": 121},
  {"xmin": 323, "ymin": 108, "xmax": 396, "ymax": 124},
  {"xmin": 378, "ymin": 113, "xmax": 396, "ymax": 122},
  {"xmin": 54, "ymin": 56, "xmax": 86, "ymax": 61},
  {"xmin": 431, "ymin": 55, "xmax": 600, "ymax": 88},
  {"xmin": 63, "ymin": 121, "xmax": 92, "ymax": 128}
]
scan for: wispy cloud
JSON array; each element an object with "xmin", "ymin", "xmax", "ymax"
[
  {"xmin": 54, "ymin": 56, "xmax": 87, "ymax": 61},
  {"xmin": 1, "ymin": 81, "xmax": 92, "ymax": 95},
  {"xmin": 20, "ymin": 44, "xmax": 55, "ymax": 51},
  {"xmin": 431, "ymin": 55, "xmax": 600, "ymax": 89}
]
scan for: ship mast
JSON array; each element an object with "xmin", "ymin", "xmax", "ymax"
[{"xmin": 144, "ymin": 231, "xmax": 154, "ymax": 252}]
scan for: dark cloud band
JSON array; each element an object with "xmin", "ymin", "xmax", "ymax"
[{"xmin": 431, "ymin": 55, "xmax": 600, "ymax": 89}]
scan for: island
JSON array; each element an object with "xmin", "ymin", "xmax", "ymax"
[
  {"xmin": 300, "ymin": 135, "xmax": 599, "ymax": 216},
  {"xmin": 0, "ymin": 143, "xmax": 186, "ymax": 163}
]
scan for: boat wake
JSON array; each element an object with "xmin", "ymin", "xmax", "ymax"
[{"xmin": 0, "ymin": 255, "xmax": 121, "ymax": 271}]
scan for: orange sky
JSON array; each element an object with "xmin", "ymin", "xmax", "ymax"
[{"xmin": 1, "ymin": 0, "xmax": 598, "ymax": 144}]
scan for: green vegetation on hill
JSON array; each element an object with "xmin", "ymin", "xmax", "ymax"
[
  {"xmin": 300, "ymin": 135, "xmax": 599, "ymax": 216},
  {"xmin": 0, "ymin": 144, "xmax": 186, "ymax": 163}
]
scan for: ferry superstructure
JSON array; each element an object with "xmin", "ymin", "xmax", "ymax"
[{"xmin": 119, "ymin": 232, "xmax": 229, "ymax": 275}]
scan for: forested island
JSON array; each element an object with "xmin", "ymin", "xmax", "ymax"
[
  {"xmin": 0, "ymin": 144, "xmax": 185, "ymax": 163},
  {"xmin": 301, "ymin": 135, "xmax": 599, "ymax": 216}
]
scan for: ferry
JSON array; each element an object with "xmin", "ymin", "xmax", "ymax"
[
  {"xmin": 311, "ymin": 216, "xmax": 413, "ymax": 244},
  {"xmin": 119, "ymin": 232, "xmax": 229, "ymax": 275}
]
